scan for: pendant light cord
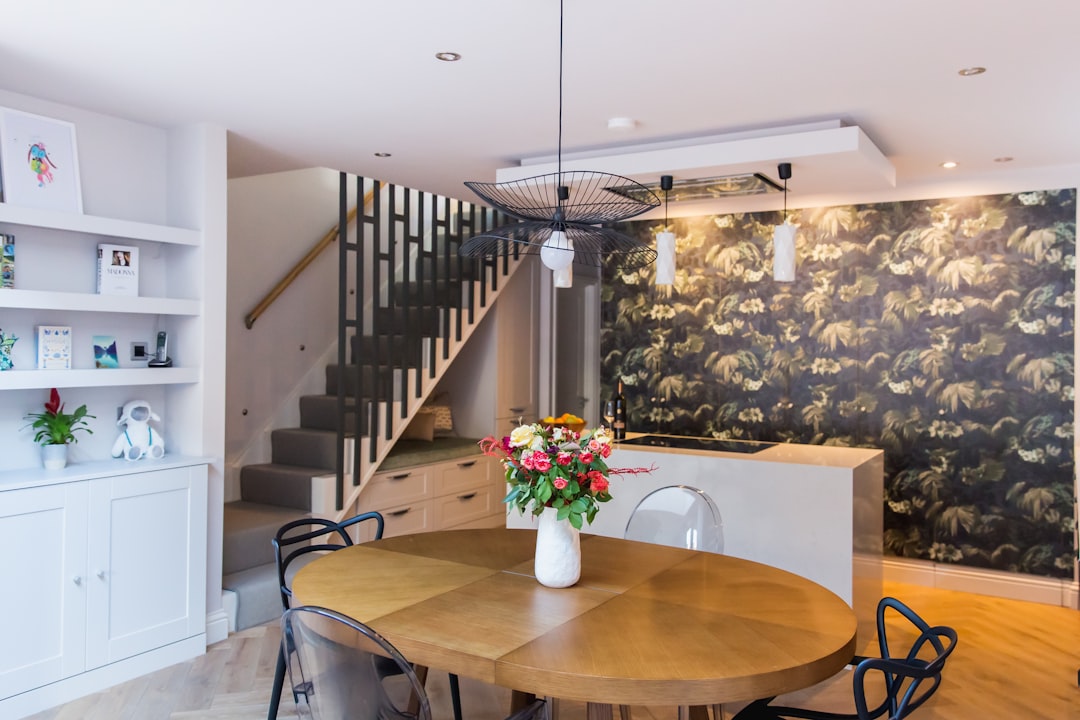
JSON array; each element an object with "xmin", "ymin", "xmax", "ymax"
[
  {"xmin": 786, "ymin": 174, "xmax": 794, "ymax": 220},
  {"xmin": 557, "ymin": 0, "xmax": 564, "ymax": 189}
]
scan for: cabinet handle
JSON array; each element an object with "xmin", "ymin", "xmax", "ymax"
[
  {"xmin": 390, "ymin": 473, "xmax": 411, "ymax": 481},
  {"xmin": 509, "ymin": 407, "xmax": 526, "ymax": 413},
  {"xmin": 73, "ymin": 576, "xmax": 82, "ymax": 586},
  {"xmin": 456, "ymin": 460, "xmax": 477, "ymax": 469},
  {"xmin": 457, "ymin": 493, "xmax": 477, "ymax": 501},
  {"xmin": 96, "ymin": 570, "xmax": 106, "ymax": 580},
  {"xmin": 388, "ymin": 507, "xmax": 411, "ymax": 517}
]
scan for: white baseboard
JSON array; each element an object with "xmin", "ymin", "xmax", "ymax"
[
  {"xmin": 882, "ymin": 557, "xmax": 1079, "ymax": 608},
  {"xmin": 220, "ymin": 590, "xmax": 238, "ymax": 638},
  {"xmin": 206, "ymin": 606, "xmax": 231, "ymax": 645}
]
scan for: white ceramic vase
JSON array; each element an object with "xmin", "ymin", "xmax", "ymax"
[
  {"xmin": 534, "ymin": 506, "xmax": 581, "ymax": 588},
  {"xmin": 42, "ymin": 443, "xmax": 68, "ymax": 470}
]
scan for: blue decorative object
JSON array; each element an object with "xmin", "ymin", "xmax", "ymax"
[{"xmin": 0, "ymin": 329, "xmax": 17, "ymax": 370}]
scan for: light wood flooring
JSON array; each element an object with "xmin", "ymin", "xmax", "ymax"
[{"xmin": 25, "ymin": 580, "xmax": 1080, "ymax": 720}]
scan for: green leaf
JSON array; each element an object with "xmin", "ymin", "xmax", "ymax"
[{"xmin": 556, "ymin": 504, "xmax": 572, "ymax": 521}]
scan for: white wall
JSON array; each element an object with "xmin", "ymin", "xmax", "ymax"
[{"xmin": 224, "ymin": 168, "xmax": 343, "ymax": 500}]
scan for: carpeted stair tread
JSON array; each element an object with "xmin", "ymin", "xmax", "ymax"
[
  {"xmin": 240, "ymin": 462, "xmax": 332, "ymax": 511},
  {"xmin": 299, "ymin": 394, "xmax": 367, "ymax": 433},
  {"xmin": 222, "ymin": 563, "xmax": 280, "ymax": 631},
  {"xmin": 270, "ymin": 427, "xmax": 339, "ymax": 469},
  {"xmin": 222, "ymin": 500, "xmax": 306, "ymax": 575}
]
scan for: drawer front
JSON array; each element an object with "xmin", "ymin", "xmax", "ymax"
[
  {"xmin": 435, "ymin": 456, "xmax": 490, "ymax": 495},
  {"xmin": 435, "ymin": 485, "xmax": 496, "ymax": 529},
  {"xmin": 380, "ymin": 500, "xmax": 433, "ymax": 538},
  {"xmin": 363, "ymin": 468, "xmax": 432, "ymax": 508}
]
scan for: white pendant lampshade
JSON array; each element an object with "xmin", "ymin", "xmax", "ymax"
[
  {"xmin": 773, "ymin": 222, "xmax": 796, "ymax": 282},
  {"xmin": 553, "ymin": 264, "xmax": 573, "ymax": 288},
  {"xmin": 655, "ymin": 231, "xmax": 676, "ymax": 285},
  {"xmin": 772, "ymin": 162, "xmax": 795, "ymax": 283},
  {"xmin": 539, "ymin": 229, "xmax": 575, "ymax": 271}
]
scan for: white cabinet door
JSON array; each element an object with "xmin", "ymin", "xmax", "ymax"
[
  {"xmin": 85, "ymin": 465, "xmax": 207, "ymax": 668},
  {"xmin": 0, "ymin": 482, "xmax": 88, "ymax": 698},
  {"xmin": 496, "ymin": 262, "xmax": 539, "ymax": 421}
]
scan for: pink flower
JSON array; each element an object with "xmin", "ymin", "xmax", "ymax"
[
  {"xmin": 579, "ymin": 451, "xmax": 594, "ymax": 464},
  {"xmin": 553, "ymin": 477, "xmax": 568, "ymax": 490},
  {"xmin": 556, "ymin": 451, "xmax": 573, "ymax": 466},
  {"xmin": 531, "ymin": 452, "xmax": 552, "ymax": 472},
  {"xmin": 600, "ymin": 444, "xmax": 612, "ymax": 459},
  {"xmin": 590, "ymin": 473, "xmax": 609, "ymax": 494}
]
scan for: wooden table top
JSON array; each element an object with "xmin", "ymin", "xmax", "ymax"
[{"xmin": 291, "ymin": 528, "xmax": 857, "ymax": 707}]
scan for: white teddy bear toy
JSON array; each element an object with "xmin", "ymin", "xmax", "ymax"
[{"xmin": 112, "ymin": 399, "xmax": 165, "ymax": 461}]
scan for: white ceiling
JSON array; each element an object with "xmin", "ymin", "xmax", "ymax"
[{"xmin": 2, "ymin": 1, "xmax": 1079, "ymax": 213}]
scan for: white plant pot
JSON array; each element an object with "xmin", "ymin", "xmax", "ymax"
[
  {"xmin": 534, "ymin": 506, "xmax": 581, "ymax": 588},
  {"xmin": 42, "ymin": 444, "xmax": 68, "ymax": 470}
]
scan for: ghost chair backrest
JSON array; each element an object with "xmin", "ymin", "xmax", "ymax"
[
  {"xmin": 624, "ymin": 485, "xmax": 724, "ymax": 553},
  {"xmin": 283, "ymin": 605, "xmax": 430, "ymax": 720}
]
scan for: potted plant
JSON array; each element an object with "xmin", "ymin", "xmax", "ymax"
[{"xmin": 24, "ymin": 387, "xmax": 94, "ymax": 469}]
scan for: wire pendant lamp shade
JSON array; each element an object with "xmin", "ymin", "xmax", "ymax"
[{"xmin": 460, "ymin": 0, "xmax": 660, "ymax": 271}]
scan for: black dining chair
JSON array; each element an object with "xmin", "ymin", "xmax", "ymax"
[
  {"xmin": 730, "ymin": 596, "xmax": 958, "ymax": 720},
  {"xmin": 283, "ymin": 605, "xmax": 547, "ymax": 720},
  {"xmin": 267, "ymin": 513, "xmax": 463, "ymax": 720}
]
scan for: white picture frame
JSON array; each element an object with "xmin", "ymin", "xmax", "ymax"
[{"xmin": 0, "ymin": 107, "xmax": 83, "ymax": 213}]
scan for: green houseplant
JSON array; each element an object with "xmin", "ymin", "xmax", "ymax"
[{"xmin": 24, "ymin": 388, "xmax": 94, "ymax": 468}]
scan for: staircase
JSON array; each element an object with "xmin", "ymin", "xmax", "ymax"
[{"xmin": 222, "ymin": 176, "xmax": 520, "ymax": 631}]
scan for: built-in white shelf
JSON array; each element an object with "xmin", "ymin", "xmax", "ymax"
[
  {"xmin": 0, "ymin": 288, "xmax": 201, "ymax": 315},
  {"xmin": 0, "ymin": 367, "xmax": 198, "ymax": 391},
  {"xmin": 0, "ymin": 454, "xmax": 213, "ymax": 491},
  {"xmin": 0, "ymin": 203, "xmax": 200, "ymax": 246}
]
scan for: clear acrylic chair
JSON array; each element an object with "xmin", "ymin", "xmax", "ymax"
[
  {"xmin": 267, "ymin": 514, "xmax": 463, "ymax": 720},
  {"xmin": 624, "ymin": 485, "xmax": 724, "ymax": 553},
  {"xmin": 283, "ymin": 605, "xmax": 547, "ymax": 720},
  {"xmin": 622, "ymin": 485, "xmax": 724, "ymax": 720}
]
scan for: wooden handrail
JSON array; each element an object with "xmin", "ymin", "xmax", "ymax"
[{"xmin": 244, "ymin": 185, "xmax": 378, "ymax": 329}]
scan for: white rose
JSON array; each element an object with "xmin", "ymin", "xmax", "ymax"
[{"xmin": 508, "ymin": 424, "xmax": 536, "ymax": 448}]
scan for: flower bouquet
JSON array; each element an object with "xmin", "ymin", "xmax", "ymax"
[{"xmin": 480, "ymin": 421, "xmax": 651, "ymax": 529}]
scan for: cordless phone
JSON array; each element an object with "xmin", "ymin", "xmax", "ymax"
[{"xmin": 148, "ymin": 331, "xmax": 172, "ymax": 367}]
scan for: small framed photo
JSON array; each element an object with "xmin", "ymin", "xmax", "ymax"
[
  {"xmin": 0, "ymin": 107, "xmax": 83, "ymax": 213},
  {"xmin": 93, "ymin": 335, "xmax": 120, "ymax": 369}
]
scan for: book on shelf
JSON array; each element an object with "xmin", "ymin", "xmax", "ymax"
[
  {"xmin": 97, "ymin": 243, "xmax": 139, "ymax": 296},
  {"xmin": 37, "ymin": 325, "xmax": 72, "ymax": 369},
  {"xmin": 1, "ymin": 234, "xmax": 12, "ymax": 289}
]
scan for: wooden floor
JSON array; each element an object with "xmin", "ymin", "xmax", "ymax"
[{"xmin": 25, "ymin": 580, "xmax": 1080, "ymax": 720}]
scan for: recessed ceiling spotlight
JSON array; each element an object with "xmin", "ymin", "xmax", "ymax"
[
  {"xmin": 435, "ymin": 52, "xmax": 461, "ymax": 62},
  {"xmin": 607, "ymin": 117, "xmax": 638, "ymax": 131},
  {"xmin": 941, "ymin": 161, "xmax": 958, "ymax": 169},
  {"xmin": 374, "ymin": 152, "xmax": 392, "ymax": 158},
  {"xmin": 993, "ymin": 156, "xmax": 1014, "ymax": 163},
  {"xmin": 958, "ymin": 66, "xmax": 986, "ymax": 76}
]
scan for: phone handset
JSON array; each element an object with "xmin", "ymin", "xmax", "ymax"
[{"xmin": 148, "ymin": 331, "xmax": 172, "ymax": 367}]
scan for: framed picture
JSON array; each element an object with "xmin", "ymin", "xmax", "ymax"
[
  {"xmin": 93, "ymin": 335, "xmax": 119, "ymax": 369},
  {"xmin": 0, "ymin": 107, "xmax": 83, "ymax": 213}
]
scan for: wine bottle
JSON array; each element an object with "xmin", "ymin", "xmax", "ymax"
[{"xmin": 612, "ymin": 380, "xmax": 627, "ymax": 440}]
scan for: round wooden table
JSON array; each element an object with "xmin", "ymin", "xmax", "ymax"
[{"xmin": 291, "ymin": 528, "xmax": 857, "ymax": 712}]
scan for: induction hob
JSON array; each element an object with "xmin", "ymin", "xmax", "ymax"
[{"xmin": 618, "ymin": 434, "xmax": 777, "ymax": 454}]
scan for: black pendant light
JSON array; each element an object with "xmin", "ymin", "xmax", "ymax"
[{"xmin": 459, "ymin": 0, "xmax": 659, "ymax": 276}]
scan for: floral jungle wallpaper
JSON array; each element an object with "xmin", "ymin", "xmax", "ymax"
[{"xmin": 602, "ymin": 189, "xmax": 1076, "ymax": 578}]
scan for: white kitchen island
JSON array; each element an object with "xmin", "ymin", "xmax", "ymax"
[{"xmin": 506, "ymin": 434, "xmax": 884, "ymax": 619}]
